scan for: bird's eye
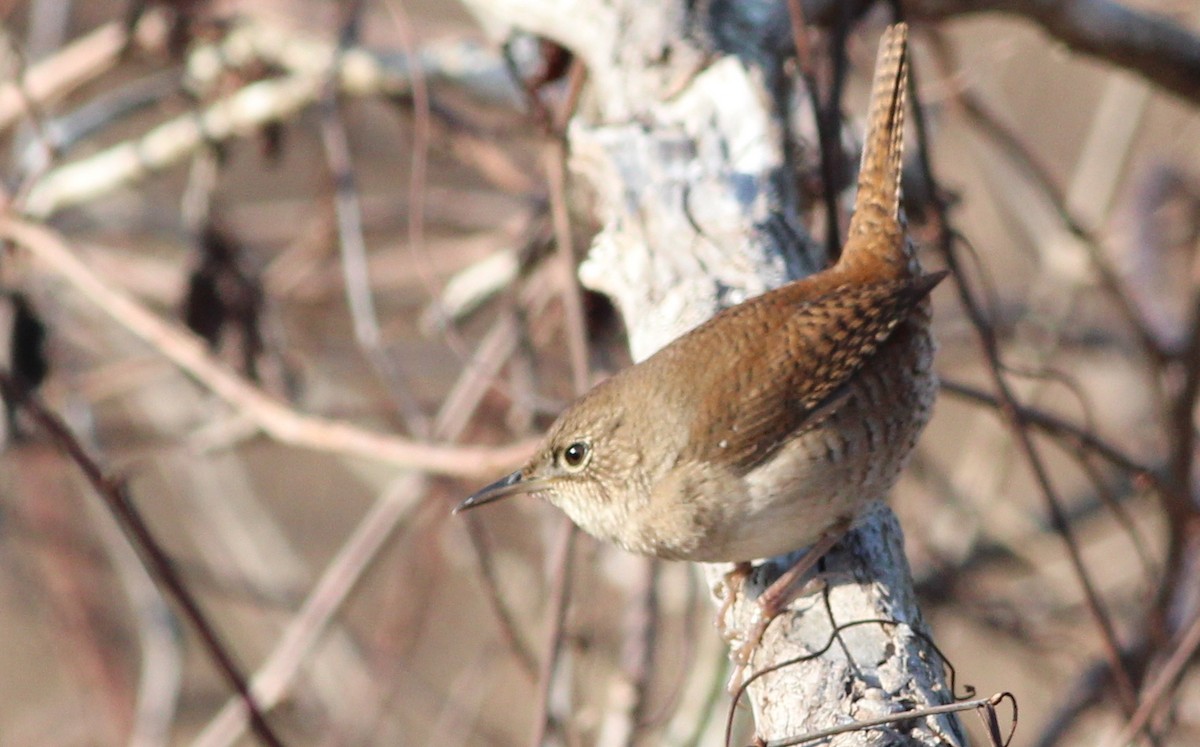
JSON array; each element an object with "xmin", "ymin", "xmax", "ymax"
[{"xmin": 561, "ymin": 441, "xmax": 591, "ymax": 471}]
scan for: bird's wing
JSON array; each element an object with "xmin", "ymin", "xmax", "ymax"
[{"xmin": 683, "ymin": 271, "xmax": 944, "ymax": 474}]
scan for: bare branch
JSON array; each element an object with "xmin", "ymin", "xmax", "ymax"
[
  {"xmin": 0, "ymin": 12, "xmax": 168, "ymax": 133},
  {"xmin": 20, "ymin": 20, "xmax": 514, "ymax": 219},
  {"xmin": 907, "ymin": 0, "xmax": 1200, "ymax": 105},
  {"xmin": 0, "ymin": 368, "xmax": 286, "ymax": 747},
  {"xmin": 1, "ymin": 217, "xmax": 534, "ymax": 477}
]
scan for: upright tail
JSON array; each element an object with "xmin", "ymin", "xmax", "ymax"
[{"xmin": 840, "ymin": 23, "xmax": 910, "ymax": 278}]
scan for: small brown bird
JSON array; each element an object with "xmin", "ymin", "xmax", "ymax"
[{"xmin": 458, "ymin": 24, "xmax": 939, "ymax": 639}]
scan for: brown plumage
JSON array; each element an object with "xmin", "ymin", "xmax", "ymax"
[{"xmin": 459, "ymin": 24, "xmax": 940, "ymax": 569}]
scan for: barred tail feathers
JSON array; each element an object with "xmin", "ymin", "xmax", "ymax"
[{"xmin": 840, "ymin": 23, "xmax": 910, "ymax": 277}]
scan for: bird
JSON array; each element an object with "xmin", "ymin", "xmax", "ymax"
[{"xmin": 457, "ymin": 23, "xmax": 940, "ymax": 657}]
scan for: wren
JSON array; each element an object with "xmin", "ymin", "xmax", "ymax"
[{"xmin": 458, "ymin": 24, "xmax": 940, "ymax": 645}]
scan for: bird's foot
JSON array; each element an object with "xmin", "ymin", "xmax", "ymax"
[
  {"xmin": 714, "ymin": 561, "xmax": 753, "ymax": 642},
  {"xmin": 725, "ymin": 575, "xmax": 828, "ymax": 691},
  {"xmin": 722, "ymin": 524, "xmax": 850, "ymax": 692}
]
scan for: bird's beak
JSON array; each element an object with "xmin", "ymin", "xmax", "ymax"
[{"xmin": 455, "ymin": 470, "xmax": 541, "ymax": 513}]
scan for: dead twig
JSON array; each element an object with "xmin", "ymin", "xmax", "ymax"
[
  {"xmin": 903, "ymin": 30, "xmax": 1140, "ymax": 712},
  {"xmin": 0, "ymin": 12, "xmax": 167, "ymax": 134},
  {"xmin": 528, "ymin": 519, "xmax": 577, "ymax": 747},
  {"xmin": 1109, "ymin": 608, "xmax": 1200, "ymax": 746},
  {"xmin": 1, "ymin": 217, "xmax": 535, "ymax": 476},
  {"xmin": 317, "ymin": 90, "xmax": 430, "ymax": 437},
  {"xmin": 905, "ymin": 0, "xmax": 1200, "ymax": 105},
  {"xmin": 0, "ymin": 369, "xmax": 285, "ymax": 747},
  {"xmin": 939, "ymin": 378, "xmax": 1156, "ymax": 482},
  {"xmin": 81, "ymin": 489, "xmax": 182, "ymax": 747},
  {"xmin": 195, "ymin": 272, "xmax": 544, "ymax": 744},
  {"xmin": 946, "ymin": 80, "xmax": 1163, "ymax": 363},
  {"xmin": 192, "ymin": 473, "xmax": 429, "ymax": 747},
  {"xmin": 759, "ymin": 692, "xmax": 1017, "ymax": 747}
]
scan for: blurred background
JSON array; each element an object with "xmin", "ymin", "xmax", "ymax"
[{"xmin": 1, "ymin": 0, "xmax": 1199, "ymax": 744}]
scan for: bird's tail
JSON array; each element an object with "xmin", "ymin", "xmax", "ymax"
[{"xmin": 840, "ymin": 23, "xmax": 910, "ymax": 277}]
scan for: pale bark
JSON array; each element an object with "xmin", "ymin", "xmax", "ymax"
[{"xmin": 461, "ymin": 0, "xmax": 967, "ymax": 742}]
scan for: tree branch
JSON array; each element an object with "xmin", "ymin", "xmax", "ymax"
[
  {"xmin": 906, "ymin": 0, "xmax": 1200, "ymax": 105},
  {"xmin": 0, "ymin": 217, "xmax": 534, "ymax": 477}
]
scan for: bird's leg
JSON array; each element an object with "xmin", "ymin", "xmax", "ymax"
[
  {"xmin": 732, "ymin": 520, "xmax": 852, "ymax": 669},
  {"xmin": 756, "ymin": 526, "xmax": 847, "ymax": 622}
]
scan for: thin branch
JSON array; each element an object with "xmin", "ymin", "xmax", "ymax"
[
  {"xmin": 544, "ymin": 143, "xmax": 590, "ymax": 394},
  {"xmin": 194, "ymin": 297, "xmax": 538, "ymax": 744},
  {"xmin": 1110, "ymin": 608, "xmax": 1200, "ymax": 746},
  {"xmin": 0, "ymin": 369, "xmax": 285, "ymax": 747},
  {"xmin": 528, "ymin": 519, "xmax": 577, "ymax": 747},
  {"xmin": 1, "ymin": 217, "xmax": 535, "ymax": 477},
  {"xmin": 0, "ymin": 12, "xmax": 168, "ymax": 133},
  {"xmin": 461, "ymin": 514, "xmax": 540, "ymax": 678},
  {"xmin": 192, "ymin": 473, "xmax": 430, "ymax": 747},
  {"xmin": 20, "ymin": 21, "xmax": 513, "ymax": 219},
  {"xmin": 1151, "ymin": 291, "xmax": 1200, "ymax": 654},
  {"xmin": 785, "ymin": 0, "xmax": 843, "ymax": 258},
  {"xmin": 627, "ymin": 558, "xmax": 661, "ymax": 736},
  {"xmin": 21, "ymin": 71, "xmax": 324, "ymax": 218},
  {"xmin": 1032, "ymin": 660, "xmax": 1116, "ymax": 747},
  {"xmin": 1073, "ymin": 453, "xmax": 1159, "ymax": 593},
  {"xmin": 939, "ymin": 378, "xmax": 1156, "ymax": 481},
  {"xmin": 760, "ymin": 692, "xmax": 1017, "ymax": 747},
  {"xmin": 9, "ymin": 447, "xmax": 133, "ymax": 741},
  {"xmin": 946, "ymin": 81, "xmax": 1163, "ymax": 363},
  {"xmin": 1165, "ymin": 292, "xmax": 1200, "ymax": 517},
  {"xmin": 81, "ymin": 490, "xmax": 183, "ymax": 747},
  {"xmin": 906, "ymin": 0, "xmax": 1200, "ymax": 105},
  {"xmin": 317, "ymin": 98, "xmax": 383, "ymax": 352},
  {"xmin": 317, "ymin": 92, "xmax": 430, "ymax": 437},
  {"xmin": 903, "ymin": 34, "xmax": 1140, "ymax": 712}
]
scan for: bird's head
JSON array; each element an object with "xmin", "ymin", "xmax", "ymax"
[{"xmin": 456, "ymin": 386, "xmax": 664, "ymax": 548}]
